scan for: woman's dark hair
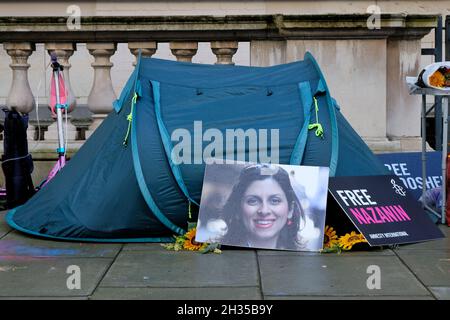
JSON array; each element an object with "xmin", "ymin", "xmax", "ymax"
[{"xmin": 221, "ymin": 164, "xmax": 305, "ymax": 250}]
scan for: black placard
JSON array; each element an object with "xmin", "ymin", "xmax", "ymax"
[
  {"xmin": 328, "ymin": 175, "xmax": 445, "ymax": 246},
  {"xmin": 377, "ymin": 151, "xmax": 442, "ymax": 200}
]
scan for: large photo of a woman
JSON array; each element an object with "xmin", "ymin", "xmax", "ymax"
[{"xmin": 196, "ymin": 162, "xmax": 329, "ymax": 251}]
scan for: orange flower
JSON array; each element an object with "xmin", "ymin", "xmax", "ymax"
[
  {"xmin": 429, "ymin": 70, "xmax": 445, "ymax": 88},
  {"xmin": 183, "ymin": 228, "xmax": 205, "ymax": 251}
]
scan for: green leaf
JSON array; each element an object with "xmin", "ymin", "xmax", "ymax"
[
  {"xmin": 200, "ymin": 243, "xmax": 221, "ymax": 254},
  {"xmin": 175, "ymin": 236, "xmax": 186, "ymax": 245},
  {"xmin": 161, "ymin": 243, "xmax": 175, "ymax": 251},
  {"xmin": 320, "ymin": 244, "xmax": 342, "ymax": 254},
  {"xmin": 174, "ymin": 243, "xmax": 183, "ymax": 251}
]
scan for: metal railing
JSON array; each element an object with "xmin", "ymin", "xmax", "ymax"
[{"xmin": 421, "ymin": 16, "xmax": 443, "ymax": 151}]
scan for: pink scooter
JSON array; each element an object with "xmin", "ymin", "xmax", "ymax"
[{"xmin": 40, "ymin": 54, "xmax": 68, "ymax": 187}]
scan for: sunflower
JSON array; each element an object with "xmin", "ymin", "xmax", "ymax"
[
  {"xmin": 183, "ymin": 228, "xmax": 205, "ymax": 251},
  {"xmin": 323, "ymin": 225, "xmax": 339, "ymax": 249},
  {"xmin": 338, "ymin": 231, "xmax": 368, "ymax": 250}
]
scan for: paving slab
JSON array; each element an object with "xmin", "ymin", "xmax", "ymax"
[
  {"xmin": 0, "ymin": 256, "xmax": 113, "ymax": 297},
  {"xmin": 439, "ymin": 225, "xmax": 450, "ymax": 235},
  {"xmin": 100, "ymin": 247, "xmax": 259, "ymax": 288},
  {"xmin": 123, "ymin": 243, "xmax": 255, "ymax": 253},
  {"xmin": 0, "ymin": 231, "xmax": 123, "ymax": 258},
  {"xmin": 395, "ymin": 251, "xmax": 450, "ymax": 286},
  {"xmin": 91, "ymin": 287, "xmax": 262, "ymax": 300},
  {"xmin": 257, "ymin": 248, "xmax": 395, "ymax": 256},
  {"xmin": 258, "ymin": 255, "xmax": 430, "ymax": 297},
  {"xmin": 429, "ymin": 287, "xmax": 450, "ymax": 300},
  {"xmin": 122, "ymin": 243, "xmax": 173, "ymax": 251},
  {"xmin": 264, "ymin": 295, "xmax": 435, "ymax": 300},
  {"xmin": 395, "ymin": 226, "xmax": 449, "ymax": 251},
  {"xmin": 396, "ymin": 239, "xmax": 450, "ymax": 251},
  {"xmin": 0, "ymin": 296, "xmax": 89, "ymax": 300},
  {"xmin": 0, "ymin": 212, "xmax": 11, "ymax": 239}
]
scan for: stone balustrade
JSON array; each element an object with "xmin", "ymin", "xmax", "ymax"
[{"xmin": 0, "ymin": 14, "xmax": 439, "ymax": 159}]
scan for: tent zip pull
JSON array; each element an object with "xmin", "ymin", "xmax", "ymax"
[
  {"xmin": 308, "ymin": 96, "xmax": 324, "ymax": 139},
  {"xmin": 123, "ymin": 92, "xmax": 138, "ymax": 147},
  {"xmin": 188, "ymin": 201, "xmax": 192, "ymax": 220}
]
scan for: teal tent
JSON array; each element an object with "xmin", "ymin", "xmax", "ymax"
[{"xmin": 6, "ymin": 53, "xmax": 388, "ymax": 242}]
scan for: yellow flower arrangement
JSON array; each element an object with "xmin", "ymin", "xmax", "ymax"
[
  {"xmin": 182, "ymin": 228, "xmax": 206, "ymax": 251},
  {"xmin": 338, "ymin": 231, "xmax": 368, "ymax": 250},
  {"xmin": 162, "ymin": 225, "xmax": 221, "ymax": 254},
  {"xmin": 321, "ymin": 226, "xmax": 368, "ymax": 253}
]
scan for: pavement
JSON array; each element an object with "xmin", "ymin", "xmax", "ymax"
[{"xmin": 0, "ymin": 211, "xmax": 449, "ymax": 300}]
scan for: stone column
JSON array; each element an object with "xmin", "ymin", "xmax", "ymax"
[
  {"xmin": 128, "ymin": 42, "xmax": 157, "ymax": 66},
  {"xmin": 44, "ymin": 43, "xmax": 78, "ymax": 141},
  {"xmin": 170, "ymin": 42, "xmax": 198, "ymax": 62},
  {"xmin": 251, "ymin": 39, "xmax": 401, "ymax": 152},
  {"xmin": 85, "ymin": 43, "xmax": 117, "ymax": 138},
  {"xmin": 285, "ymin": 39, "xmax": 400, "ymax": 152},
  {"xmin": 250, "ymin": 40, "xmax": 287, "ymax": 66},
  {"xmin": 211, "ymin": 41, "xmax": 239, "ymax": 65},
  {"xmin": 386, "ymin": 39, "xmax": 423, "ymax": 151},
  {"xmin": 4, "ymin": 42, "xmax": 36, "ymax": 114}
]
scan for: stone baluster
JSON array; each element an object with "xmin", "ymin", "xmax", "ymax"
[
  {"xmin": 170, "ymin": 42, "xmax": 198, "ymax": 62},
  {"xmin": 85, "ymin": 43, "xmax": 117, "ymax": 138},
  {"xmin": 128, "ymin": 42, "xmax": 157, "ymax": 66},
  {"xmin": 4, "ymin": 42, "xmax": 36, "ymax": 114},
  {"xmin": 211, "ymin": 41, "xmax": 239, "ymax": 65},
  {"xmin": 71, "ymin": 117, "xmax": 93, "ymax": 141},
  {"xmin": 44, "ymin": 43, "xmax": 78, "ymax": 141},
  {"xmin": 29, "ymin": 118, "xmax": 53, "ymax": 141}
]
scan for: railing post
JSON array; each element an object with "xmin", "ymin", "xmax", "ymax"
[
  {"xmin": 4, "ymin": 42, "xmax": 36, "ymax": 114},
  {"xmin": 446, "ymin": 16, "xmax": 450, "ymax": 155},
  {"xmin": 170, "ymin": 41, "xmax": 198, "ymax": 62},
  {"xmin": 446, "ymin": 16, "xmax": 450, "ymax": 61},
  {"xmin": 86, "ymin": 43, "xmax": 117, "ymax": 138},
  {"xmin": 434, "ymin": 17, "xmax": 443, "ymax": 151},
  {"xmin": 128, "ymin": 42, "xmax": 158, "ymax": 66},
  {"xmin": 211, "ymin": 41, "xmax": 238, "ymax": 65}
]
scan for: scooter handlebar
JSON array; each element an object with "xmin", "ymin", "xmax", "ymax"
[{"xmin": 50, "ymin": 53, "xmax": 63, "ymax": 71}]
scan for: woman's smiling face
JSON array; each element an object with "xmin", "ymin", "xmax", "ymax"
[{"xmin": 241, "ymin": 178, "xmax": 291, "ymax": 242}]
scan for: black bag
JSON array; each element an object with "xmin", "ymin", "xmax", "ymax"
[{"xmin": 2, "ymin": 109, "xmax": 35, "ymax": 208}]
